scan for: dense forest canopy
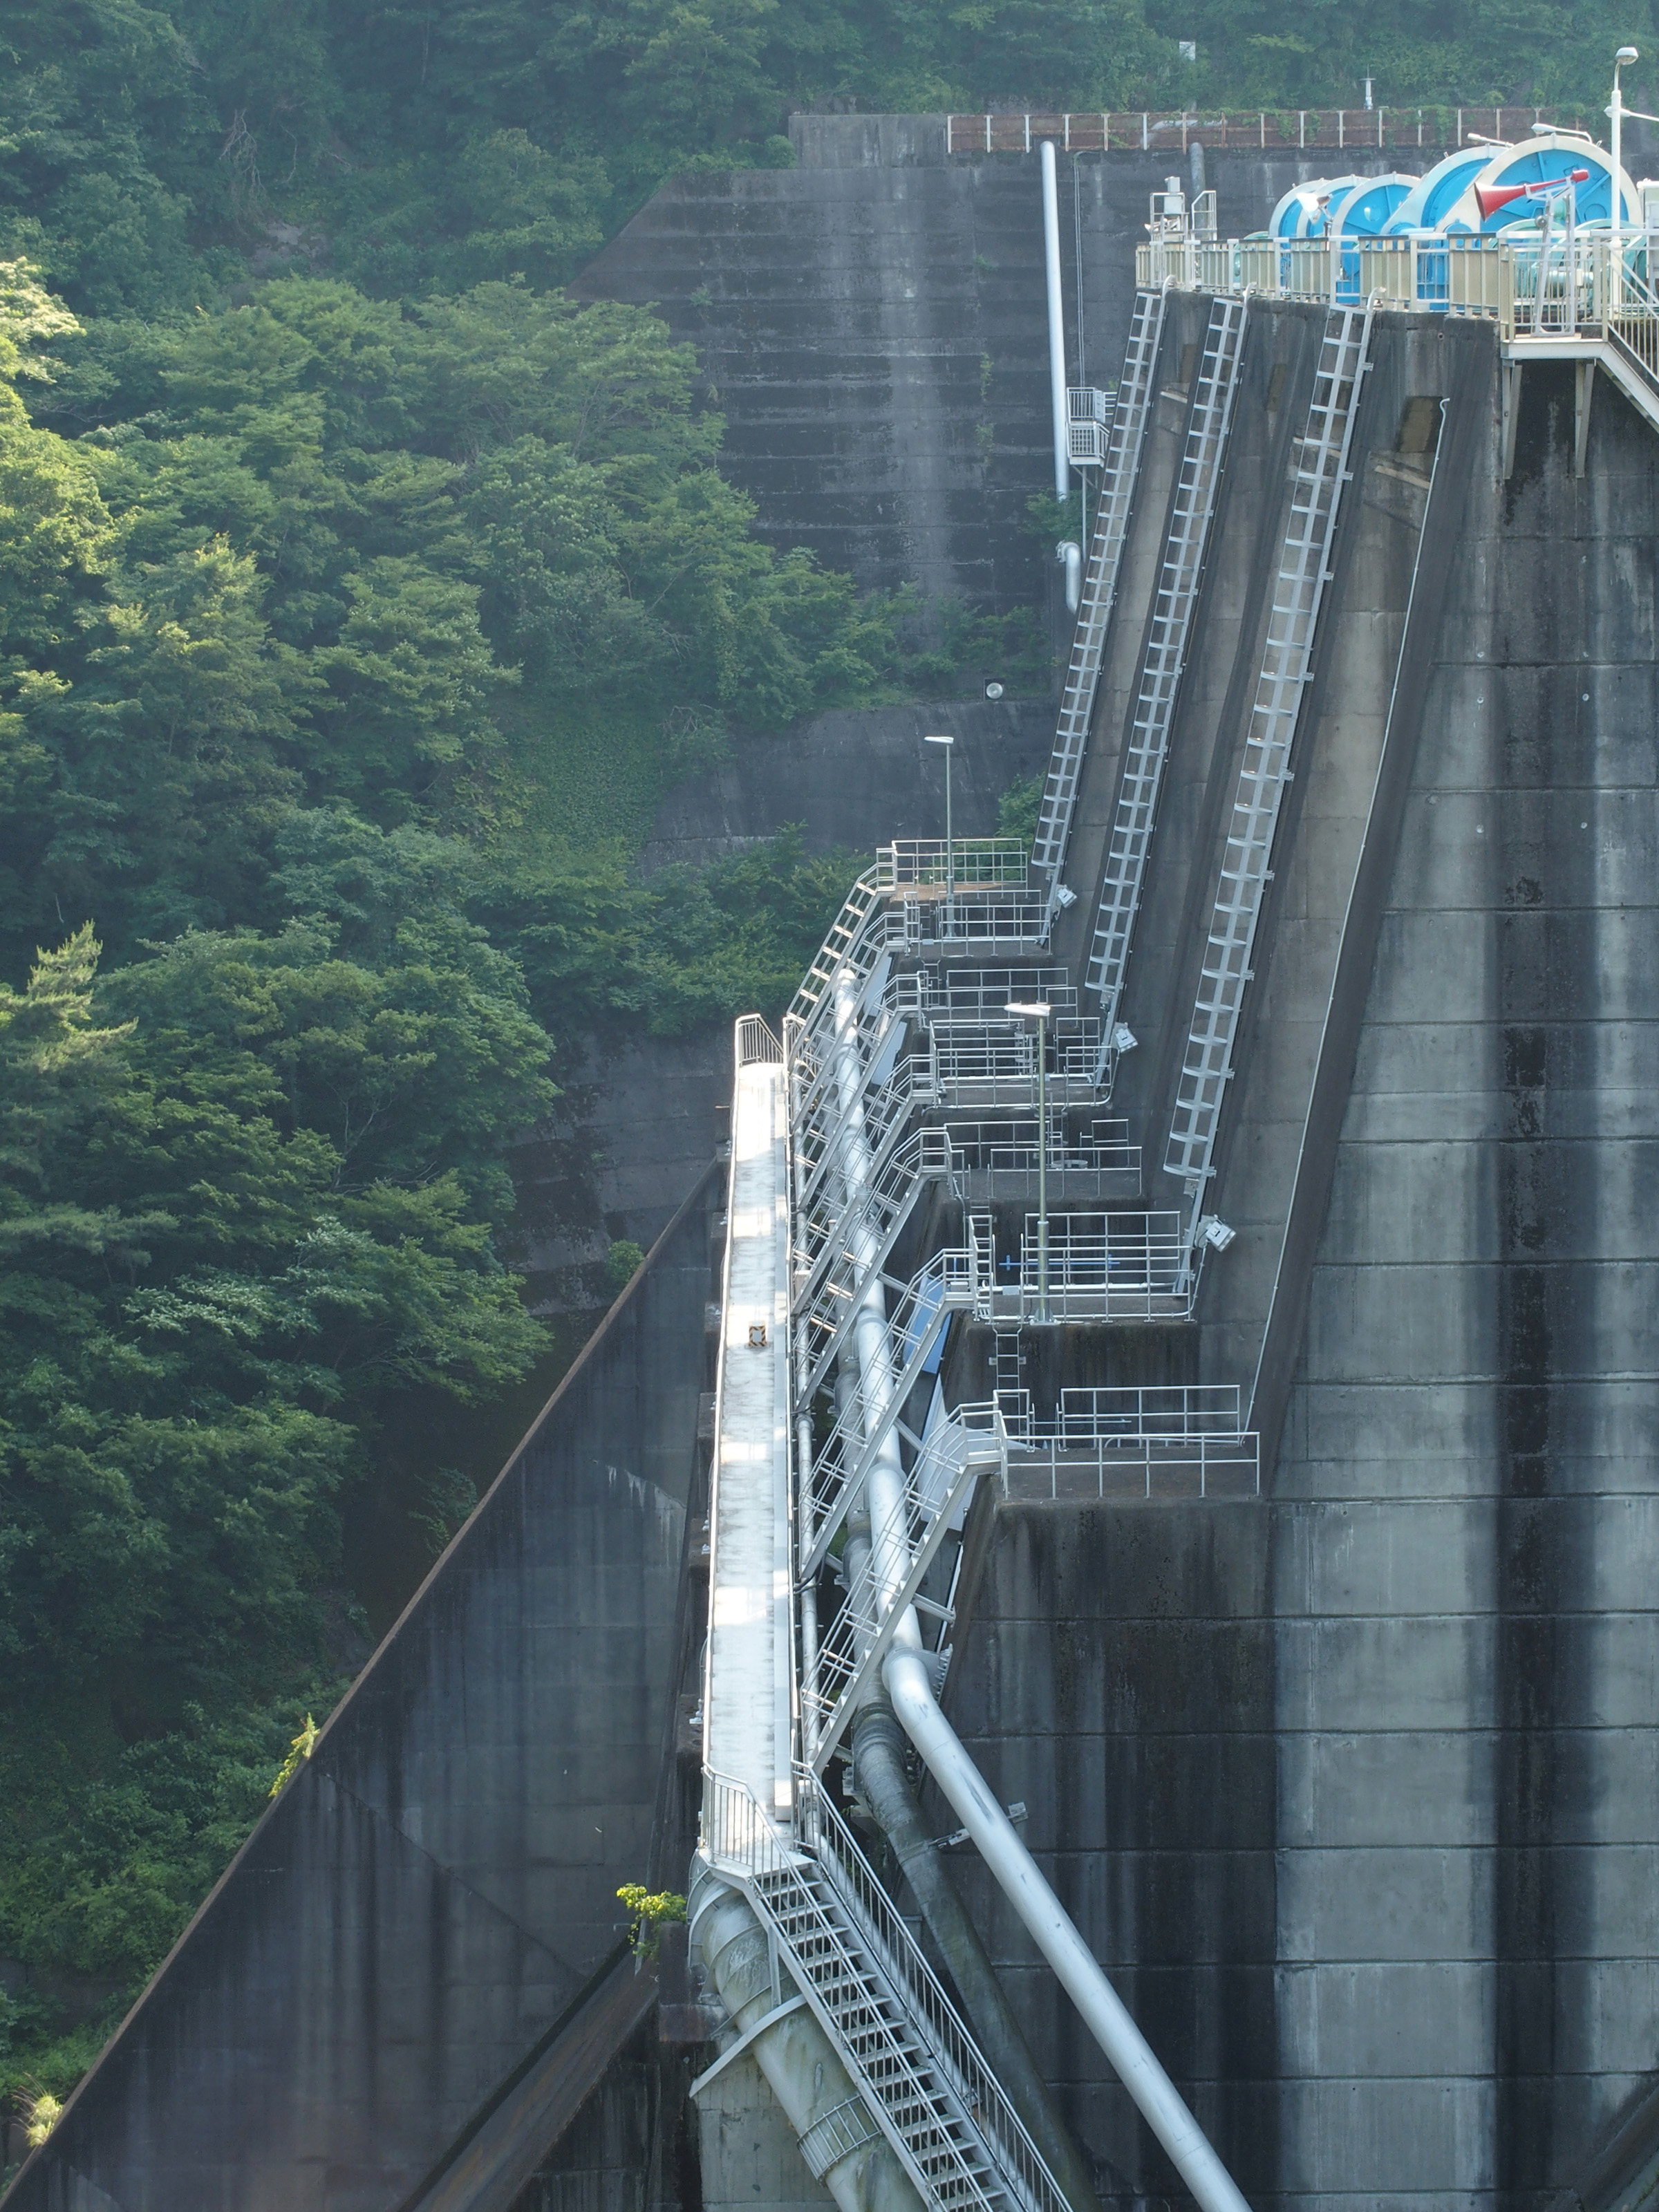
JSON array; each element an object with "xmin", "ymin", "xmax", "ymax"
[
  {"xmin": 0, "ymin": 0, "xmax": 1651, "ymax": 2144},
  {"xmin": 0, "ymin": 0, "xmax": 1648, "ymax": 326}
]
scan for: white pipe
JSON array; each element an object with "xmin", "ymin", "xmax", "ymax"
[
  {"xmin": 1042, "ymin": 141, "xmax": 1070, "ymax": 501},
  {"xmin": 883, "ymin": 1648, "xmax": 1252, "ymax": 2212},
  {"xmin": 827, "ymin": 964, "xmax": 1253, "ymax": 2212}
]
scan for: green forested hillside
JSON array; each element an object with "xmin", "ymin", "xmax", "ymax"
[
  {"xmin": 0, "ymin": 0, "xmax": 1647, "ymax": 2139},
  {"xmin": 0, "ymin": 149, "xmax": 883, "ymax": 2121}
]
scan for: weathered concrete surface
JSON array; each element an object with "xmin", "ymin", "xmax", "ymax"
[
  {"xmin": 2, "ymin": 1170, "xmax": 720, "ymax": 2212},
  {"xmin": 577, "ymin": 122, "xmax": 1425, "ymax": 615},
  {"xmin": 638, "ymin": 695, "xmax": 1052, "ymax": 874},
  {"xmin": 1268, "ymin": 351, "xmax": 1659, "ymax": 2212},
  {"xmin": 930, "ymin": 330, "xmax": 1659, "ymax": 2212},
  {"xmin": 930, "ymin": 1499, "xmax": 1277, "ymax": 2200}
]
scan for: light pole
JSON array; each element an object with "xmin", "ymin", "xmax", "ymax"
[
  {"xmin": 924, "ymin": 733, "xmax": 954, "ymax": 924},
  {"xmin": 1006, "ymin": 1000, "xmax": 1051, "ymax": 1322},
  {"xmin": 1611, "ymin": 47, "xmax": 1644, "ymax": 314}
]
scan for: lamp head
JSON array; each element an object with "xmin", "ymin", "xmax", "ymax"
[
  {"xmin": 924, "ymin": 732, "xmax": 955, "ymax": 748},
  {"xmin": 1004, "ymin": 1000, "xmax": 1051, "ymax": 1020},
  {"xmin": 1618, "ymin": 45, "xmax": 1640, "ymax": 64}
]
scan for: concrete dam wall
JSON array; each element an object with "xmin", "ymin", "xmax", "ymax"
[
  {"xmin": 926, "ymin": 299, "xmax": 1659, "ymax": 2209},
  {"xmin": 8, "ymin": 135, "xmax": 1659, "ymax": 2212},
  {"xmin": 577, "ymin": 116, "xmax": 1425, "ymax": 617}
]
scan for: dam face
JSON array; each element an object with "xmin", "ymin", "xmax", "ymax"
[{"xmin": 9, "ymin": 130, "xmax": 1659, "ymax": 2212}]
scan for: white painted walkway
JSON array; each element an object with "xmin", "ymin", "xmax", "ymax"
[{"xmin": 703, "ymin": 1024, "xmax": 794, "ymax": 1825}]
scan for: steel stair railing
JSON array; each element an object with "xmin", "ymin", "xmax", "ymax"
[
  {"xmin": 1164, "ymin": 302, "xmax": 1374, "ymax": 1215},
  {"xmin": 801, "ymin": 1407, "xmax": 1004, "ymax": 1772},
  {"xmin": 794, "ymin": 1048, "xmax": 932, "ymax": 1254},
  {"xmin": 885, "ymin": 885, "xmax": 1049, "ymax": 954},
  {"xmin": 800, "ymin": 1259, "xmax": 976, "ymax": 1560},
  {"xmin": 800, "ymin": 1780, "xmax": 1071, "ymax": 2212},
  {"xmin": 791, "ymin": 959, "xmax": 904, "ymax": 1147},
  {"xmin": 794, "ymin": 1127, "xmax": 956, "ymax": 1391},
  {"xmin": 702, "ymin": 1770, "xmax": 1067, "ymax": 2212},
  {"xmin": 788, "ymin": 870, "xmax": 886, "ymax": 1033},
  {"xmin": 1033, "ymin": 284, "xmax": 1170, "ymax": 910},
  {"xmin": 1085, "ymin": 291, "xmax": 1249, "ymax": 1073}
]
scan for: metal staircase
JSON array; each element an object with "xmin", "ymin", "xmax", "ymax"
[
  {"xmin": 789, "ymin": 868, "xmax": 887, "ymax": 1036},
  {"xmin": 1165, "ymin": 303, "xmax": 1374, "ymax": 1210},
  {"xmin": 702, "ymin": 1771, "xmax": 1069, "ymax": 2212},
  {"xmin": 800, "ymin": 1403, "xmax": 1004, "ymax": 1767},
  {"xmin": 1033, "ymin": 286, "xmax": 1170, "ymax": 909},
  {"xmin": 1084, "ymin": 292, "xmax": 1249, "ymax": 1064},
  {"xmin": 794, "ymin": 1125, "xmax": 957, "ymax": 1398},
  {"xmin": 798, "ymin": 1248, "xmax": 973, "ymax": 1511}
]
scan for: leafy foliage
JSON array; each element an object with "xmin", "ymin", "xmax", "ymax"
[
  {"xmin": 0, "ymin": 0, "xmax": 1635, "ymax": 346},
  {"xmin": 0, "ymin": 178, "xmax": 888, "ymax": 2112}
]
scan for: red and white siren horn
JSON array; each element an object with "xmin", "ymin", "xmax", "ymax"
[{"xmin": 1474, "ymin": 166, "xmax": 1591, "ymax": 218}]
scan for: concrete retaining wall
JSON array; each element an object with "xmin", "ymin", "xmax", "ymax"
[{"xmin": 3, "ymin": 1170, "xmax": 721, "ymax": 2212}]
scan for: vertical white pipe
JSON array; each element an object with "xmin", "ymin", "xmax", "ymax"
[{"xmin": 1042, "ymin": 141, "xmax": 1069, "ymax": 501}]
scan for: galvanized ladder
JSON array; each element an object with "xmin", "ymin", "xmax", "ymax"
[
  {"xmin": 1032, "ymin": 285, "xmax": 1170, "ymax": 918},
  {"xmin": 1084, "ymin": 293, "xmax": 1249, "ymax": 1074},
  {"xmin": 1164, "ymin": 303, "xmax": 1375, "ymax": 1221}
]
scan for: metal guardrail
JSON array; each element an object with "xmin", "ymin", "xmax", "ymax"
[
  {"xmin": 995, "ymin": 1386, "xmax": 1260, "ymax": 1497},
  {"xmin": 1165, "ymin": 304, "xmax": 1373, "ymax": 1199},
  {"xmin": 701, "ymin": 1766, "xmax": 1073, "ymax": 2212},
  {"xmin": 901, "ymin": 966, "xmax": 1080, "ymax": 1020},
  {"xmin": 802, "ymin": 1407, "xmax": 1004, "ymax": 1767},
  {"xmin": 943, "ymin": 1117, "xmax": 1139, "ymax": 1177},
  {"xmin": 798, "ymin": 1255, "xmax": 977, "ymax": 1552},
  {"xmin": 877, "ymin": 838, "xmax": 1030, "ymax": 889},
  {"xmin": 1018, "ymin": 1209, "xmax": 1191, "ymax": 1321},
  {"xmin": 800, "ymin": 1779, "xmax": 1074, "ymax": 2212},
  {"xmin": 736, "ymin": 1014, "xmax": 784, "ymax": 1066},
  {"xmin": 945, "ymin": 107, "xmax": 1563, "ymax": 156},
  {"xmin": 1138, "ymin": 225, "xmax": 1659, "ymax": 359},
  {"xmin": 1033, "ymin": 286, "xmax": 1168, "ymax": 898},
  {"xmin": 1004, "ymin": 1434, "xmax": 1260, "ymax": 1499},
  {"xmin": 884, "ymin": 888, "xmax": 1051, "ymax": 953},
  {"xmin": 1084, "ymin": 291, "xmax": 1248, "ymax": 1035}
]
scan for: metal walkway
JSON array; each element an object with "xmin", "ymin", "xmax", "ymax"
[
  {"xmin": 702, "ymin": 1772, "xmax": 1069, "ymax": 2212},
  {"xmin": 1084, "ymin": 293, "xmax": 1249, "ymax": 1062},
  {"xmin": 1164, "ymin": 304, "xmax": 1374, "ymax": 1207},
  {"xmin": 1031, "ymin": 285, "xmax": 1170, "ymax": 912}
]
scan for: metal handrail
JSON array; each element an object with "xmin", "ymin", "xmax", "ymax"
[
  {"xmin": 877, "ymin": 838, "xmax": 1031, "ymax": 890},
  {"xmin": 702, "ymin": 1767, "xmax": 1071, "ymax": 2212},
  {"xmin": 1004, "ymin": 1430, "xmax": 1261, "ymax": 1499},
  {"xmin": 802, "ymin": 1778, "xmax": 1073, "ymax": 2212},
  {"xmin": 997, "ymin": 1208, "xmax": 1192, "ymax": 1322},
  {"xmin": 799, "ymin": 1258, "xmax": 976, "ymax": 1555},
  {"xmin": 885, "ymin": 887, "xmax": 1050, "ymax": 952},
  {"xmin": 736, "ymin": 1013, "xmax": 784, "ymax": 1067},
  {"xmin": 802, "ymin": 1410, "xmax": 1002, "ymax": 1763}
]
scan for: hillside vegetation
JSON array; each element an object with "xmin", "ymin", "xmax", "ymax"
[{"xmin": 0, "ymin": 0, "xmax": 1645, "ymax": 2137}]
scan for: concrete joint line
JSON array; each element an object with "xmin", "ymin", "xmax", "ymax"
[{"xmin": 319, "ymin": 1768, "xmax": 565, "ymax": 1969}]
